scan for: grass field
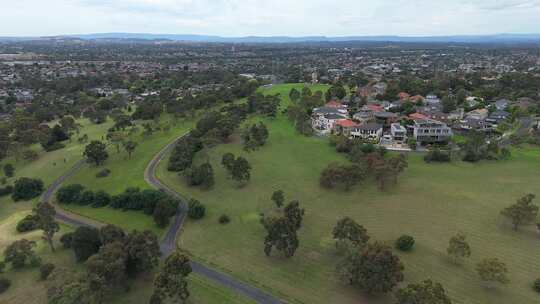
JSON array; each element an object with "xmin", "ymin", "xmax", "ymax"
[{"xmin": 155, "ymin": 83, "xmax": 540, "ymax": 304}]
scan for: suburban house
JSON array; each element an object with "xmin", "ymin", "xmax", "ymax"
[
  {"xmin": 350, "ymin": 122, "xmax": 383, "ymax": 141},
  {"xmin": 487, "ymin": 110, "xmax": 511, "ymax": 124},
  {"xmin": 425, "ymin": 94, "xmax": 441, "ymax": 105},
  {"xmin": 494, "ymin": 99, "xmax": 510, "ymax": 111},
  {"xmin": 466, "ymin": 108, "xmax": 489, "ymax": 120},
  {"xmin": 373, "ymin": 82, "xmax": 387, "ymax": 95},
  {"xmin": 460, "ymin": 117, "xmax": 492, "ymax": 131},
  {"xmin": 374, "ymin": 111, "xmax": 398, "ymax": 126},
  {"xmin": 412, "ymin": 119, "xmax": 453, "ymax": 144},
  {"xmin": 353, "ymin": 108, "xmax": 375, "ymax": 123},
  {"xmin": 334, "ymin": 119, "xmax": 360, "ymax": 137},
  {"xmin": 311, "ymin": 107, "xmax": 348, "ymax": 135},
  {"xmin": 390, "ymin": 123, "xmax": 407, "ymax": 142}
]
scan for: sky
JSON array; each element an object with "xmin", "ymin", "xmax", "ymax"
[{"xmin": 1, "ymin": 0, "xmax": 540, "ymax": 37}]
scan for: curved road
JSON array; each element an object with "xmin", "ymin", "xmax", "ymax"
[{"xmin": 41, "ymin": 134, "xmax": 285, "ymax": 304}]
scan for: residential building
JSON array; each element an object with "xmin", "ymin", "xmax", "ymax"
[
  {"xmin": 390, "ymin": 123, "xmax": 407, "ymax": 142},
  {"xmin": 487, "ymin": 110, "xmax": 511, "ymax": 124},
  {"xmin": 495, "ymin": 99, "xmax": 510, "ymax": 111},
  {"xmin": 311, "ymin": 107, "xmax": 348, "ymax": 135},
  {"xmin": 350, "ymin": 122, "xmax": 383, "ymax": 141},
  {"xmin": 412, "ymin": 119, "xmax": 453, "ymax": 144},
  {"xmin": 466, "ymin": 108, "xmax": 489, "ymax": 120},
  {"xmin": 425, "ymin": 94, "xmax": 441, "ymax": 105}
]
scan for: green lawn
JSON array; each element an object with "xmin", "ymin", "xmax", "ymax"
[{"xmin": 156, "ymin": 84, "xmax": 540, "ymax": 304}]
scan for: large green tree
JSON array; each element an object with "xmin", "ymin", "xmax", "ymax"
[
  {"xmin": 332, "ymin": 217, "xmax": 370, "ymax": 249},
  {"xmin": 337, "ymin": 242, "xmax": 404, "ymax": 294},
  {"xmin": 152, "ymin": 251, "xmax": 192, "ymax": 303},
  {"xmin": 83, "ymin": 140, "xmax": 109, "ymax": 166},
  {"xmin": 447, "ymin": 233, "xmax": 471, "ymax": 264},
  {"xmin": 395, "ymin": 279, "xmax": 452, "ymax": 304},
  {"xmin": 476, "ymin": 258, "xmax": 509, "ymax": 287},
  {"xmin": 501, "ymin": 193, "xmax": 538, "ymax": 230},
  {"xmin": 35, "ymin": 202, "xmax": 60, "ymax": 252}
]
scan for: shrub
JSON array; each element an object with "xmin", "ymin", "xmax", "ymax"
[
  {"xmin": 30, "ymin": 255, "xmax": 42, "ymax": 268},
  {"xmin": 0, "ymin": 185, "xmax": 13, "ymax": 197},
  {"xmin": 92, "ymin": 190, "xmax": 111, "ymax": 208},
  {"xmin": 96, "ymin": 168, "xmax": 111, "ymax": 178},
  {"xmin": 424, "ymin": 149, "xmax": 451, "ymax": 163},
  {"xmin": 40, "ymin": 263, "xmax": 55, "ymax": 280},
  {"xmin": 11, "ymin": 177, "xmax": 44, "ymax": 201},
  {"xmin": 60, "ymin": 232, "xmax": 73, "ymax": 249},
  {"xmin": 0, "ymin": 278, "xmax": 11, "ymax": 294},
  {"xmin": 534, "ymin": 278, "xmax": 540, "ymax": 293},
  {"xmin": 56, "ymin": 184, "xmax": 85, "ymax": 204},
  {"xmin": 16, "ymin": 214, "xmax": 40, "ymax": 232},
  {"xmin": 79, "ymin": 190, "xmax": 95, "ymax": 205},
  {"xmin": 395, "ymin": 235, "xmax": 415, "ymax": 252},
  {"xmin": 188, "ymin": 199, "xmax": 206, "ymax": 220},
  {"xmin": 22, "ymin": 149, "xmax": 39, "ymax": 161},
  {"xmin": 43, "ymin": 141, "xmax": 66, "ymax": 152},
  {"xmin": 219, "ymin": 214, "xmax": 231, "ymax": 224}
]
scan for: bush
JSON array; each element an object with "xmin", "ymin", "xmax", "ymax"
[
  {"xmin": 96, "ymin": 168, "xmax": 111, "ymax": 178},
  {"xmin": 79, "ymin": 190, "xmax": 95, "ymax": 205},
  {"xmin": 0, "ymin": 278, "xmax": 11, "ymax": 294},
  {"xmin": 188, "ymin": 199, "xmax": 206, "ymax": 220},
  {"xmin": 60, "ymin": 232, "xmax": 73, "ymax": 249},
  {"xmin": 56, "ymin": 184, "xmax": 85, "ymax": 204},
  {"xmin": 43, "ymin": 141, "xmax": 65, "ymax": 152},
  {"xmin": 11, "ymin": 177, "xmax": 44, "ymax": 201},
  {"xmin": 534, "ymin": 278, "xmax": 540, "ymax": 293},
  {"xmin": 395, "ymin": 235, "xmax": 415, "ymax": 251},
  {"xmin": 30, "ymin": 255, "xmax": 42, "ymax": 268},
  {"xmin": 424, "ymin": 149, "xmax": 451, "ymax": 163},
  {"xmin": 0, "ymin": 185, "xmax": 13, "ymax": 197},
  {"xmin": 92, "ymin": 190, "xmax": 111, "ymax": 208},
  {"xmin": 16, "ymin": 214, "xmax": 40, "ymax": 232},
  {"xmin": 40, "ymin": 263, "xmax": 55, "ymax": 280},
  {"xmin": 219, "ymin": 214, "xmax": 231, "ymax": 224}
]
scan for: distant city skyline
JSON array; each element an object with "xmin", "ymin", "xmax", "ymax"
[{"xmin": 2, "ymin": 0, "xmax": 540, "ymax": 37}]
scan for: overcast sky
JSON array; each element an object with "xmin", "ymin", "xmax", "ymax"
[{"xmin": 2, "ymin": 0, "xmax": 540, "ymax": 37}]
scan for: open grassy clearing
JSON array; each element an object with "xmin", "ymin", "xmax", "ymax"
[{"xmin": 156, "ymin": 83, "xmax": 540, "ymax": 304}]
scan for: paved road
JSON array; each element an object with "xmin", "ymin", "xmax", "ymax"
[{"xmin": 41, "ymin": 134, "xmax": 285, "ymax": 304}]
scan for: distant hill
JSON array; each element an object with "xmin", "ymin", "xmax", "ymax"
[{"xmin": 3, "ymin": 33, "xmax": 540, "ymax": 44}]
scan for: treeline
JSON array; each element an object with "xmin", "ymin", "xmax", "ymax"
[
  {"xmin": 286, "ymin": 87, "xmax": 326, "ymax": 136},
  {"xmin": 56, "ymin": 184, "xmax": 178, "ymax": 228}
]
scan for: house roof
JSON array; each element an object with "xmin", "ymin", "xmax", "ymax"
[
  {"xmin": 409, "ymin": 112, "xmax": 429, "ymax": 120},
  {"xmin": 325, "ymin": 113, "xmax": 347, "ymax": 120},
  {"xmin": 358, "ymin": 122, "xmax": 383, "ymax": 131},
  {"xmin": 365, "ymin": 104, "xmax": 384, "ymax": 112},
  {"xmin": 374, "ymin": 111, "xmax": 398, "ymax": 119},
  {"xmin": 313, "ymin": 107, "xmax": 341, "ymax": 115},
  {"xmin": 325, "ymin": 100, "xmax": 344, "ymax": 108},
  {"xmin": 336, "ymin": 119, "xmax": 360, "ymax": 128}
]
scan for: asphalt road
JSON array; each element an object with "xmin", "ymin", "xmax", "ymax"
[{"xmin": 41, "ymin": 134, "xmax": 285, "ymax": 304}]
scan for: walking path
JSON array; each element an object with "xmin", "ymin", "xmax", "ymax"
[{"xmin": 41, "ymin": 133, "xmax": 284, "ymax": 304}]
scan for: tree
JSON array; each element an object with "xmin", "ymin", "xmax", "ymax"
[
  {"xmin": 332, "ymin": 217, "xmax": 370, "ymax": 248},
  {"xmin": 231, "ymin": 156, "xmax": 251, "ymax": 185},
  {"xmin": 447, "ymin": 233, "xmax": 471, "ymax": 264},
  {"xmin": 188, "ymin": 199, "xmax": 206, "ymax": 220},
  {"xmin": 152, "ymin": 251, "xmax": 192, "ymax": 303},
  {"xmin": 283, "ymin": 200, "xmax": 305, "ymax": 231},
  {"xmin": 183, "ymin": 163, "xmax": 214, "ymax": 189},
  {"xmin": 262, "ymin": 216, "xmax": 299, "ymax": 258},
  {"xmin": 395, "ymin": 279, "xmax": 452, "ymax": 304},
  {"xmin": 337, "ymin": 242, "xmax": 404, "ymax": 294},
  {"xmin": 40, "ymin": 263, "xmax": 55, "ymax": 280},
  {"xmin": 395, "ymin": 235, "xmax": 415, "ymax": 252},
  {"xmin": 56, "ymin": 184, "xmax": 85, "ymax": 204},
  {"xmin": 289, "ymin": 88, "xmax": 301, "ymax": 103},
  {"xmin": 476, "ymin": 258, "xmax": 509, "ymax": 286},
  {"xmin": 221, "ymin": 153, "xmax": 235, "ymax": 174},
  {"xmin": 320, "ymin": 163, "xmax": 366, "ymax": 190},
  {"xmin": 441, "ymin": 96, "xmax": 457, "ymax": 113},
  {"xmin": 71, "ymin": 226, "xmax": 102, "ymax": 262},
  {"xmin": 86, "ymin": 242, "xmax": 128, "ymax": 302},
  {"xmin": 11, "ymin": 177, "xmax": 44, "ymax": 201},
  {"xmin": 99, "ymin": 224, "xmax": 126, "ymax": 245},
  {"xmin": 3, "ymin": 163, "xmax": 14, "ymax": 178},
  {"xmin": 501, "ymin": 193, "xmax": 538, "ymax": 230},
  {"xmin": 123, "ymin": 140, "xmax": 138, "ymax": 159},
  {"xmin": 271, "ymin": 190, "xmax": 285, "ymax": 208},
  {"xmin": 153, "ymin": 198, "xmax": 177, "ymax": 228},
  {"xmin": 124, "ymin": 230, "xmax": 161, "ymax": 277},
  {"xmin": 35, "ymin": 202, "xmax": 60, "ymax": 252},
  {"xmin": 83, "ymin": 140, "xmax": 108, "ymax": 166},
  {"xmin": 3, "ymin": 239, "xmax": 37, "ymax": 269}
]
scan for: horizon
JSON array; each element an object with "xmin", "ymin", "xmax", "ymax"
[{"xmin": 3, "ymin": 0, "xmax": 540, "ymax": 37}]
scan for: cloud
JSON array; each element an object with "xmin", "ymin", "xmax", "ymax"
[{"xmin": 1, "ymin": 0, "xmax": 540, "ymax": 36}]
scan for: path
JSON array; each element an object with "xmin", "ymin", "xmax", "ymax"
[{"xmin": 41, "ymin": 134, "xmax": 285, "ymax": 304}]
